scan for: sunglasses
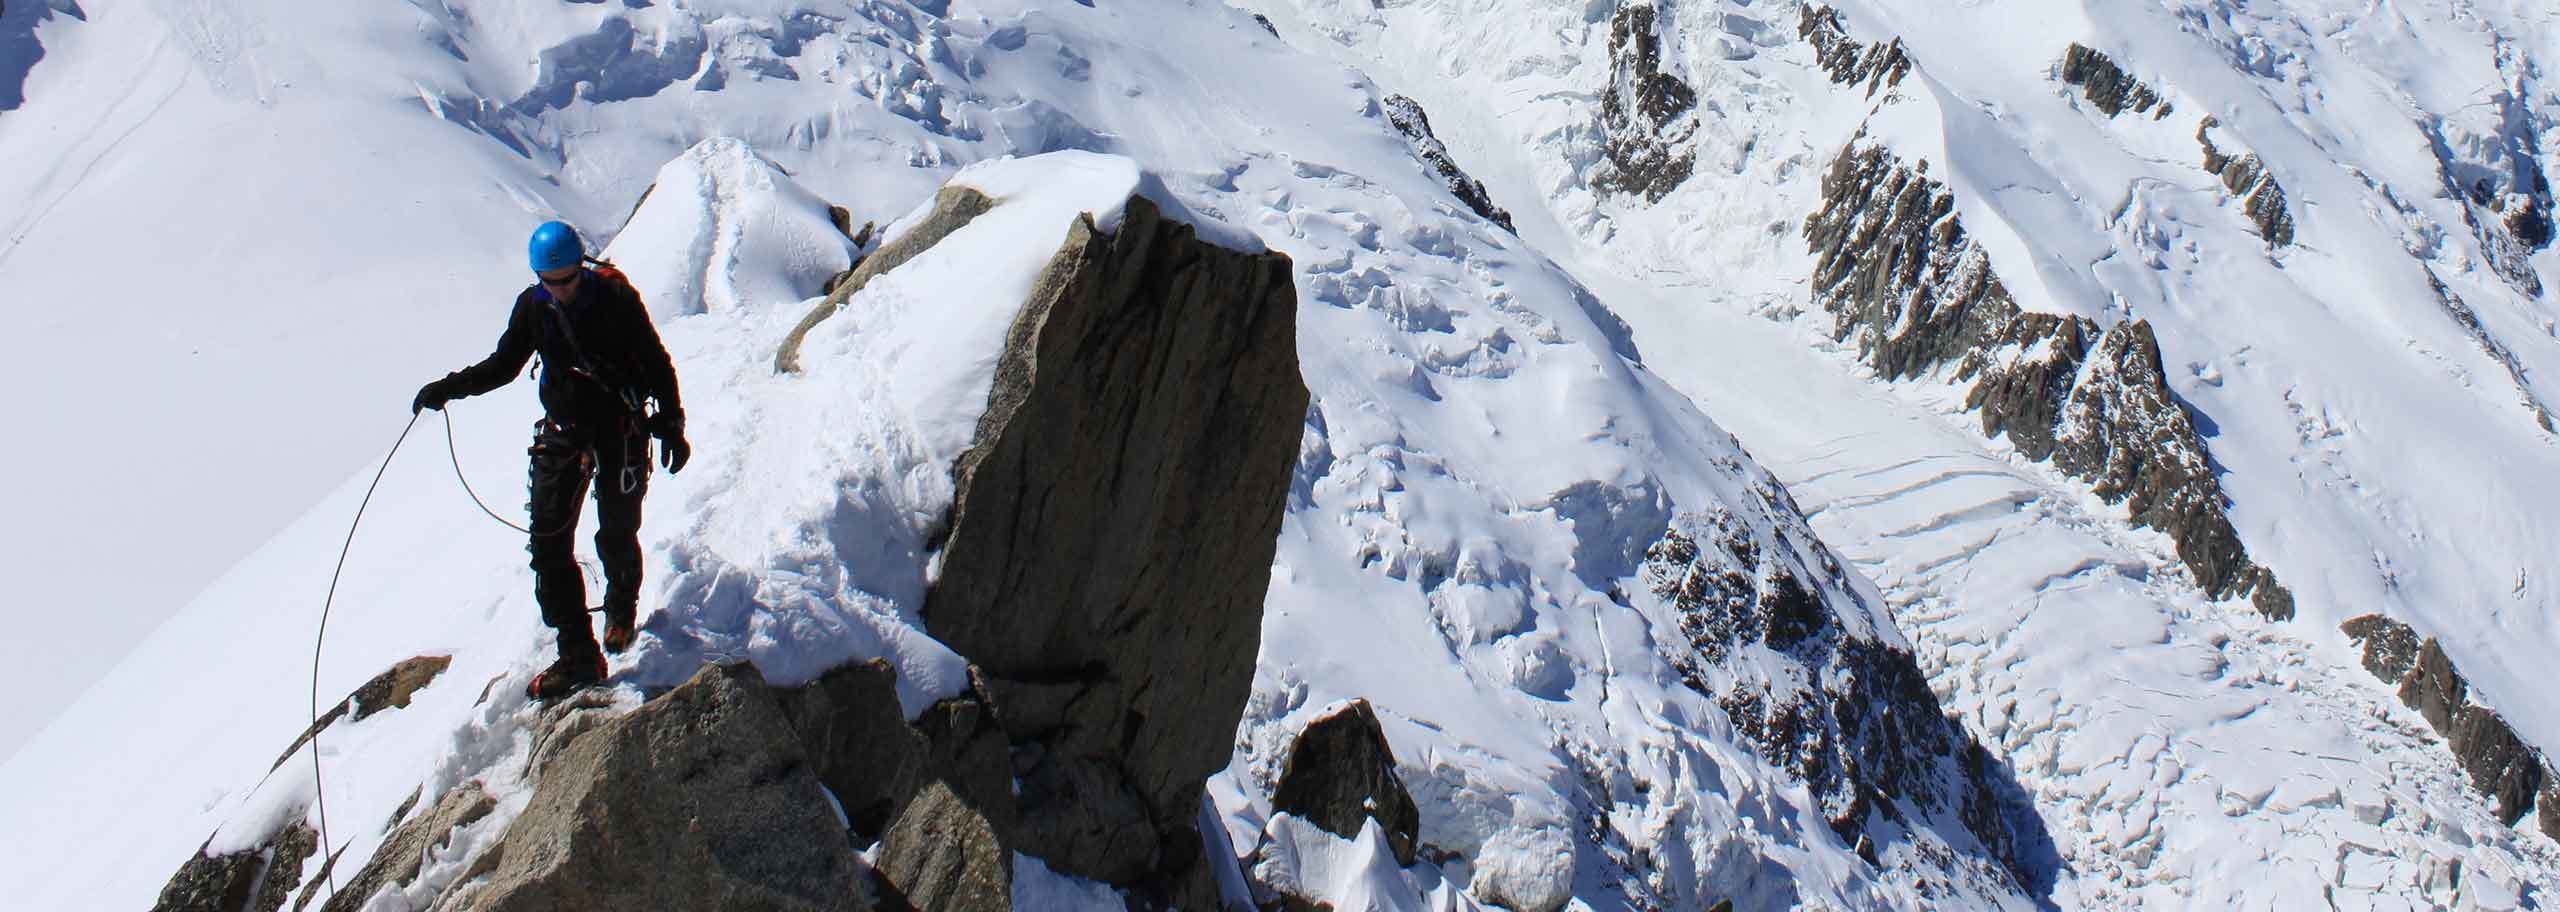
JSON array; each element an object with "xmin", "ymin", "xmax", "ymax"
[{"xmin": 538, "ymin": 269, "xmax": 582, "ymax": 288}]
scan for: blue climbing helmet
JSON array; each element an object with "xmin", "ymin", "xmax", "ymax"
[{"xmin": 527, "ymin": 221, "xmax": 585, "ymax": 273}]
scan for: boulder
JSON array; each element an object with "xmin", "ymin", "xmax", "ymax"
[
  {"xmin": 1269, "ymin": 700, "xmax": 1422, "ymax": 866},
  {"xmin": 878, "ymin": 781, "xmax": 1014, "ymax": 911},
  {"xmin": 923, "ymin": 193, "xmax": 1307, "ymax": 899},
  {"xmin": 439, "ymin": 661, "xmax": 873, "ymax": 911},
  {"xmin": 318, "ymin": 784, "xmax": 497, "ymax": 912}
]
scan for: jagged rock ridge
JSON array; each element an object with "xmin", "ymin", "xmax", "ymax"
[
  {"xmin": 1382, "ymin": 94, "xmax": 1515, "ymax": 232},
  {"xmin": 1800, "ymin": 7, "xmax": 1910, "ymax": 99},
  {"xmin": 2058, "ymin": 44, "xmax": 2170, "ymax": 119},
  {"xmin": 1595, "ymin": 4, "xmax": 1698, "ymax": 202},
  {"xmin": 1640, "ymin": 511, "xmax": 2056, "ymax": 897},
  {"xmin": 1803, "ymin": 139, "xmax": 2293, "ymax": 617},
  {"xmin": 2344, "ymin": 614, "xmax": 2560, "ymax": 836},
  {"xmin": 2197, "ymin": 116, "xmax": 2297, "ymax": 248}
]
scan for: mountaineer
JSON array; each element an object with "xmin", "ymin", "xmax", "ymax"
[{"xmin": 411, "ymin": 221, "xmax": 691, "ymax": 699}]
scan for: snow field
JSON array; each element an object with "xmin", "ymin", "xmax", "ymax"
[{"xmin": 1249, "ymin": 0, "xmax": 2560, "ymax": 904}]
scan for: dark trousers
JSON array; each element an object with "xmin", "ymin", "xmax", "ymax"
[{"xmin": 526, "ymin": 415, "xmax": 650, "ymax": 659}]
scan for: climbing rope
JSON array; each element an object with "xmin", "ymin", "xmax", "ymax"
[
  {"xmin": 308, "ymin": 412, "xmax": 421, "ymax": 899},
  {"xmin": 442, "ymin": 410, "xmax": 581, "ymax": 537},
  {"xmin": 307, "ymin": 406, "xmax": 600, "ymax": 898}
]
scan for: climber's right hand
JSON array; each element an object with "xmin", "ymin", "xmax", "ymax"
[{"xmin": 413, "ymin": 378, "xmax": 456, "ymax": 414}]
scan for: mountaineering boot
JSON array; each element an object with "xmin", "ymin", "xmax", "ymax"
[
  {"xmin": 527, "ymin": 642, "xmax": 608, "ymax": 701},
  {"xmin": 600, "ymin": 602, "xmax": 638, "ymax": 654}
]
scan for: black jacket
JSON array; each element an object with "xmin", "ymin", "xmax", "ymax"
[{"xmin": 441, "ymin": 268, "xmax": 682, "ymax": 425}]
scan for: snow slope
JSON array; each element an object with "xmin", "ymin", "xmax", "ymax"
[
  {"xmin": 3, "ymin": 1, "xmax": 2036, "ymax": 909},
  {"xmin": 1247, "ymin": 0, "xmax": 2560, "ymax": 903}
]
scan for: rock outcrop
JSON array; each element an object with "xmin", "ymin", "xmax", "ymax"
[
  {"xmin": 1641, "ymin": 511, "xmax": 2056, "ymax": 896},
  {"xmin": 155, "ymin": 655, "xmax": 458, "ymax": 912},
  {"xmin": 1800, "ymin": 7, "xmax": 1911, "ymax": 99},
  {"xmin": 1382, "ymin": 94, "xmax": 1514, "ymax": 232},
  {"xmin": 1595, "ymin": 4, "xmax": 1698, "ymax": 202},
  {"xmin": 1804, "ymin": 139, "xmax": 2291, "ymax": 614},
  {"xmin": 445, "ymin": 662, "xmax": 876, "ymax": 912},
  {"xmin": 2343, "ymin": 614, "xmax": 2558, "ymax": 833},
  {"xmin": 2058, "ymin": 44, "xmax": 2170, "ymax": 119},
  {"xmin": 879, "ymin": 781, "xmax": 1014, "ymax": 910},
  {"xmin": 1268, "ymin": 699, "xmax": 1422, "ymax": 866},
  {"xmin": 777, "ymin": 185, "xmax": 997, "ymax": 374},
  {"xmin": 925, "ymin": 192, "xmax": 1307, "ymax": 905},
  {"xmin": 150, "ymin": 823, "xmax": 319, "ymax": 912},
  {"xmin": 272, "ymin": 654, "xmax": 452, "ymax": 771},
  {"xmin": 2197, "ymin": 117, "xmax": 2297, "ymax": 247}
]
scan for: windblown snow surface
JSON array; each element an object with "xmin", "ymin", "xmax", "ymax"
[{"xmin": 4, "ymin": 0, "xmax": 2559, "ymax": 910}]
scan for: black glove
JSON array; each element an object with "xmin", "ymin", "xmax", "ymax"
[
  {"xmin": 650, "ymin": 407, "xmax": 690, "ymax": 474},
  {"xmin": 659, "ymin": 432, "xmax": 692, "ymax": 474},
  {"xmin": 412, "ymin": 377, "xmax": 457, "ymax": 414}
]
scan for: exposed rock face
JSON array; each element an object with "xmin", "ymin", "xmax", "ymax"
[
  {"xmin": 778, "ymin": 185, "xmax": 997, "ymax": 373},
  {"xmin": 878, "ymin": 781, "xmax": 1014, "ymax": 911},
  {"xmin": 1801, "ymin": 6, "xmax": 1911, "ymax": 98},
  {"xmin": 444, "ymin": 662, "xmax": 875, "ymax": 911},
  {"xmin": 2451, "ymin": 706, "xmax": 2544, "ymax": 823},
  {"xmin": 2400, "ymin": 639, "xmax": 2467, "ymax": 733},
  {"xmin": 1382, "ymin": 94, "xmax": 1515, "ymax": 232},
  {"xmin": 2052, "ymin": 321, "xmax": 2263, "ymax": 603},
  {"xmin": 317, "ymin": 784, "xmax": 496, "ymax": 912},
  {"xmin": 1268, "ymin": 699, "xmax": 1422, "ymax": 866},
  {"xmin": 272, "ymin": 655, "xmax": 452, "ymax": 771},
  {"xmin": 775, "ymin": 659, "xmax": 1017, "ymax": 845},
  {"xmin": 2197, "ymin": 117, "xmax": 2297, "ymax": 247},
  {"xmin": 2340, "ymin": 614, "xmax": 2422, "ymax": 682},
  {"xmin": 2342, "ymin": 616, "xmax": 2555, "ymax": 831},
  {"xmin": 1641, "ymin": 511, "xmax": 2054, "ymax": 895},
  {"xmin": 2058, "ymin": 44, "xmax": 2169, "ymax": 118},
  {"xmin": 1805, "ymin": 140, "xmax": 2290, "ymax": 612},
  {"xmin": 150, "ymin": 823, "xmax": 318, "ymax": 912},
  {"xmin": 2542, "ymin": 765, "xmax": 2560, "ymax": 838},
  {"xmin": 1595, "ymin": 4, "xmax": 1697, "ymax": 202},
  {"xmin": 924, "ymin": 193, "xmax": 1307, "ymax": 902}
]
